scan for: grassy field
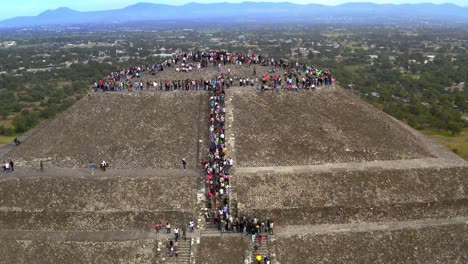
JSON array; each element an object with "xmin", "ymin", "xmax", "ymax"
[
  {"xmin": 0, "ymin": 117, "xmax": 15, "ymax": 147},
  {"xmin": 344, "ymin": 65, "xmax": 365, "ymax": 72},
  {"xmin": 405, "ymin": 73, "xmax": 421, "ymax": 80},
  {"xmin": 0, "ymin": 118, "xmax": 16, "ymax": 148},
  {"xmin": 0, "ymin": 135, "xmax": 15, "ymax": 146},
  {"xmin": 0, "ymin": 118, "xmax": 13, "ymax": 128},
  {"xmin": 421, "ymin": 128, "xmax": 468, "ymax": 159}
]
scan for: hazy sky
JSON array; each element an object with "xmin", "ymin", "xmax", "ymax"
[{"xmin": 1, "ymin": 0, "xmax": 467, "ymax": 20}]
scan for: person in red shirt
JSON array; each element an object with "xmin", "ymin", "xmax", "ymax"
[
  {"xmin": 206, "ymin": 173, "xmax": 213, "ymax": 182},
  {"xmin": 257, "ymin": 235, "xmax": 263, "ymax": 246}
]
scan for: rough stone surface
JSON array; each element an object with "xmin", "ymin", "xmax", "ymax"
[
  {"xmin": 0, "ymin": 176, "xmax": 195, "ymax": 211},
  {"xmin": 8, "ymin": 92, "xmax": 208, "ymax": 169},
  {"xmin": 0, "ymin": 176, "xmax": 196, "ymax": 231},
  {"xmin": 0, "ymin": 210, "xmax": 191, "ymax": 232},
  {"xmin": 236, "ymin": 167, "xmax": 468, "ymax": 225},
  {"xmin": 0, "ymin": 240, "xmax": 158, "ymax": 264},
  {"xmin": 230, "ymin": 88, "xmax": 433, "ymax": 167},
  {"xmin": 197, "ymin": 236, "xmax": 249, "ymax": 264},
  {"xmin": 273, "ymin": 224, "xmax": 468, "ymax": 264}
]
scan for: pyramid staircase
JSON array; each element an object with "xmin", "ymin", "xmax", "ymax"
[
  {"xmin": 164, "ymin": 239, "xmax": 192, "ymax": 264},
  {"xmin": 251, "ymin": 234, "xmax": 275, "ymax": 264}
]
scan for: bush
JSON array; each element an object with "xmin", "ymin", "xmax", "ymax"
[
  {"xmin": 0, "ymin": 125, "xmax": 14, "ymax": 136},
  {"xmin": 12, "ymin": 111, "xmax": 40, "ymax": 133},
  {"xmin": 39, "ymin": 107, "xmax": 57, "ymax": 119},
  {"xmin": 447, "ymin": 121, "xmax": 463, "ymax": 136}
]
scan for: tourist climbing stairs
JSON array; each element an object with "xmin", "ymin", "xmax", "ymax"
[
  {"xmin": 251, "ymin": 234, "xmax": 274, "ymax": 264},
  {"xmin": 164, "ymin": 239, "xmax": 192, "ymax": 264}
]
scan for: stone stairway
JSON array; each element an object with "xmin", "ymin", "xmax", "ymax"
[
  {"xmin": 201, "ymin": 222, "xmax": 220, "ymax": 237},
  {"xmin": 164, "ymin": 239, "xmax": 192, "ymax": 264},
  {"xmin": 251, "ymin": 234, "xmax": 274, "ymax": 264}
]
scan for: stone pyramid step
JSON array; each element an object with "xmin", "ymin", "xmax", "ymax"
[{"xmin": 163, "ymin": 240, "xmax": 192, "ymax": 264}]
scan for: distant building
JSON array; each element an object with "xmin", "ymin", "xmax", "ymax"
[
  {"xmin": 445, "ymin": 82, "xmax": 465, "ymax": 92},
  {"xmin": 157, "ymin": 53, "xmax": 174, "ymax": 58},
  {"xmin": 1, "ymin": 41, "xmax": 17, "ymax": 48},
  {"xmin": 26, "ymin": 68, "xmax": 51, "ymax": 73},
  {"xmin": 116, "ymin": 49, "xmax": 127, "ymax": 55},
  {"xmin": 425, "ymin": 55, "xmax": 436, "ymax": 62}
]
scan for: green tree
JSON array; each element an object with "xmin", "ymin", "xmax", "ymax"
[
  {"xmin": 12, "ymin": 110, "xmax": 40, "ymax": 133},
  {"xmin": 447, "ymin": 121, "xmax": 463, "ymax": 136}
]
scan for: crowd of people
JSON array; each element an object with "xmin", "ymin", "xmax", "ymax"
[
  {"xmin": 200, "ymin": 82, "xmax": 274, "ymax": 264},
  {"xmin": 133, "ymin": 79, "xmax": 275, "ymax": 259},
  {"xmin": 91, "ymin": 49, "xmax": 334, "ymax": 93},
  {"xmin": 203, "ymin": 86, "xmax": 233, "ymax": 232},
  {"xmin": 260, "ymin": 64, "xmax": 334, "ymax": 91},
  {"xmin": 88, "ymin": 49, "xmax": 291, "ymax": 262}
]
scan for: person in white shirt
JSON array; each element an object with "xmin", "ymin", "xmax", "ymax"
[
  {"xmin": 4, "ymin": 161, "xmax": 10, "ymax": 173},
  {"xmin": 189, "ymin": 219, "xmax": 194, "ymax": 232},
  {"xmin": 100, "ymin": 160, "xmax": 108, "ymax": 171},
  {"xmin": 174, "ymin": 227, "xmax": 179, "ymax": 242}
]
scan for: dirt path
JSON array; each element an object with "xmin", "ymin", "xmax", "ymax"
[
  {"xmin": 236, "ymin": 157, "xmax": 468, "ymax": 176},
  {"xmin": 0, "ymin": 167, "xmax": 199, "ymax": 179},
  {"xmin": 0, "ymin": 229, "xmax": 201, "ymax": 242},
  {"xmin": 275, "ymin": 216, "xmax": 468, "ymax": 237}
]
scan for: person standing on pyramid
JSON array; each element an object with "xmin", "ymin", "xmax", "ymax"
[{"xmin": 89, "ymin": 161, "xmax": 95, "ymax": 175}]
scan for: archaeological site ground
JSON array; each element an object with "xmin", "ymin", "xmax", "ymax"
[{"xmin": 0, "ymin": 65, "xmax": 467, "ymax": 264}]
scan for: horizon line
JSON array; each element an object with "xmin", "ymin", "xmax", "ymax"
[{"xmin": 1, "ymin": 1, "xmax": 467, "ymax": 22}]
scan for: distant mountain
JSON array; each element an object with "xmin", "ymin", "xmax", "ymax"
[{"xmin": 1, "ymin": 2, "xmax": 468, "ymax": 28}]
